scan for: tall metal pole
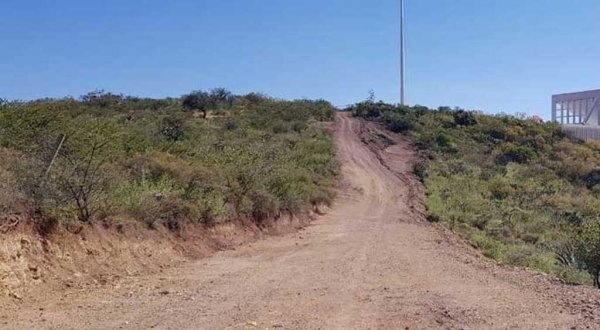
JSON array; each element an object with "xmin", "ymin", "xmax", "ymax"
[{"xmin": 400, "ymin": 0, "xmax": 405, "ymax": 106}]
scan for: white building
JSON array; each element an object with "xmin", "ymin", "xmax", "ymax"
[
  {"xmin": 552, "ymin": 89, "xmax": 600, "ymax": 140},
  {"xmin": 552, "ymin": 89, "xmax": 600, "ymax": 125}
]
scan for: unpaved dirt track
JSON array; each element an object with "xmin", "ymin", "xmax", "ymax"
[{"xmin": 1, "ymin": 113, "xmax": 599, "ymax": 329}]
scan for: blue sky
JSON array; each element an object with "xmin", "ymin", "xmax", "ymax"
[{"xmin": 1, "ymin": 0, "xmax": 599, "ymax": 117}]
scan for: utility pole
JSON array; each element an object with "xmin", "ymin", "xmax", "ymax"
[{"xmin": 400, "ymin": 0, "xmax": 406, "ymax": 106}]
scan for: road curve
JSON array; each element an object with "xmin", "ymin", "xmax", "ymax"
[{"xmin": 1, "ymin": 113, "xmax": 597, "ymax": 329}]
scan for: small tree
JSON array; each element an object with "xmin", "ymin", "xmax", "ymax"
[
  {"xmin": 453, "ymin": 110, "xmax": 477, "ymax": 126},
  {"xmin": 182, "ymin": 91, "xmax": 213, "ymax": 118},
  {"xmin": 209, "ymin": 88, "xmax": 232, "ymax": 106},
  {"xmin": 81, "ymin": 90, "xmax": 124, "ymax": 108},
  {"xmin": 57, "ymin": 138, "xmax": 110, "ymax": 222},
  {"xmin": 26, "ymin": 120, "xmax": 120, "ymax": 223},
  {"xmin": 572, "ymin": 219, "xmax": 600, "ymax": 288},
  {"xmin": 242, "ymin": 93, "xmax": 269, "ymax": 104},
  {"xmin": 382, "ymin": 111, "xmax": 413, "ymax": 133},
  {"xmin": 367, "ymin": 89, "xmax": 376, "ymax": 103}
]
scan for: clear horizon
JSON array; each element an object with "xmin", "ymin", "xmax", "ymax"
[{"xmin": 2, "ymin": 0, "xmax": 599, "ymax": 118}]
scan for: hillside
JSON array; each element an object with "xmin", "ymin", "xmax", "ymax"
[
  {"xmin": 2, "ymin": 113, "xmax": 598, "ymax": 329},
  {"xmin": 2, "ymin": 93, "xmax": 600, "ymax": 328},
  {"xmin": 0, "ymin": 90, "xmax": 338, "ymax": 230},
  {"xmin": 350, "ymin": 100, "xmax": 600, "ymax": 287},
  {"xmin": 0, "ymin": 90, "xmax": 338, "ymax": 295}
]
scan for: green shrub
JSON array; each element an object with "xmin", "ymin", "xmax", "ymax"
[
  {"xmin": 489, "ymin": 179, "xmax": 514, "ymax": 200},
  {"xmin": 160, "ymin": 116, "xmax": 185, "ymax": 142},
  {"xmin": 382, "ymin": 111, "xmax": 413, "ymax": 133},
  {"xmin": 572, "ymin": 219, "xmax": 600, "ymax": 287},
  {"xmin": 413, "ymin": 162, "xmax": 427, "ymax": 182},
  {"xmin": 223, "ymin": 119, "xmax": 238, "ymax": 131},
  {"xmin": 498, "ymin": 144, "xmax": 536, "ymax": 164},
  {"xmin": 453, "ymin": 110, "xmax": 477, "ymax": 126},
  {"xmin": 488, "ymin": 127, "xmax": 506, "ymax": 140},
  {"xmin": 584, "ymin": 169, "xmax": 600, "ymax": 189}
]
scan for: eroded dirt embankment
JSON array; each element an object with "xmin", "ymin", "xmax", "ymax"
[
  {"xmin": 0, "ymin": 211, "xmax": 320, "ymax": 300},
  {"xmin": 0, "ymin": 113, "xmax": 599, "ymax": 330}
]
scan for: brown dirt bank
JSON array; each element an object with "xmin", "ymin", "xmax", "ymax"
[{"xmin": 0, "ymin": 210, "xmax": 322, "ymax": 301}]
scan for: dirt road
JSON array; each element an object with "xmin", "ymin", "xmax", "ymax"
[{"xmin": 1, "ymin": 113, "xmax": 598, "ymax": 329}]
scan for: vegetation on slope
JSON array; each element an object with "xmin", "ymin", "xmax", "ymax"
[
  {"xmin": 350, "ymin": 100, "xmax": 600, "ymax": 287},
  {"xmin": 0, "ymin": 90, "xmax": 338, "ymax": 234}
]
